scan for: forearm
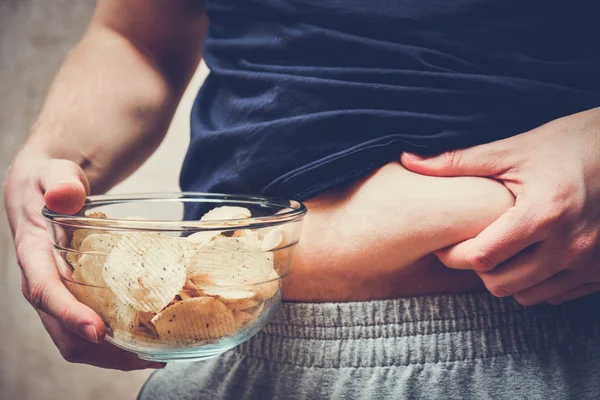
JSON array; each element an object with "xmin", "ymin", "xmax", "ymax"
[
  {"xmin": 18, "ymin": 0, "xmax": 207, "ymax": 193},
  {"xmin": 23, "ymin": 28, "xmax": 181, "ymax": 193}
]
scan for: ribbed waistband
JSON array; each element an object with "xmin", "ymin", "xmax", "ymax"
[{"xmin": 235, "ymin": 291, "xmax": 600, "ymax": 368}]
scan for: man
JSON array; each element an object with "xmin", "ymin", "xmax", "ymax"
[{"xmin": 5, "ymin": 0, "xmax": 600, "ymax": 398}]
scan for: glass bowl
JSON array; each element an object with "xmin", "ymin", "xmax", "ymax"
[{"xmin": 42, "ymin": 193, "xmax": 306, "ymax": 362}]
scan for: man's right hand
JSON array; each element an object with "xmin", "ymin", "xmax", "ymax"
[
  {"xmin": 4, "ymin": 153, "xmax": 164, "ymax": 370},
  {"xmin": 2, "ymin": 0, "xmax": 206, "ymax": 370}
]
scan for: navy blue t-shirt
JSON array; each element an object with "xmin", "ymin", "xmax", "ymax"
[{"xmin": 180, "ymin": 0, "xmax": 600, "ymax": 211}]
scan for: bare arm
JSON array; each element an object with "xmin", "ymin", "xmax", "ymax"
[
  {"xmin": 4, "ymin": 0, "xmax": 207, "ymax": 370},
  {"xmin": 21, "ymin": 0, "xmax": 208, "ymax": 192}
]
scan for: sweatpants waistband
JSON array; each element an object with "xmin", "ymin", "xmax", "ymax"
[{"xmin": 235, "ymin": 291, "xmax": 600, "ymax": 368}]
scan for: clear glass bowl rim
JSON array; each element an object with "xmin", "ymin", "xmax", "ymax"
[{"xmin": 42, "ymin": 192, "xmax": 307, "ymax": 232}]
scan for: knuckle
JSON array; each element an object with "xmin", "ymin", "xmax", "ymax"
[
  {"xmin": 570, "ymin": 231, "xmax": 598, "ymax": 261},
  {"xmin": 443, "ymin": 150, "xmax": 463, "ymax": 169},
  {"xmin": 536, "ymin": 184, "xmax": 580, "ymax": 229},
  {"xmin": 552, "ymin": 180, "xmax": 580, "ymax": 204},
  {"xmin": 487, "ymin": 283, "xmax": 511, "ymax": 298},
  {"xmin": 482, "ymin": 277, "xmax": 512, "ymax": 297},
  {"xmin": 57, "ymin": 304, "xmax": 74, "ymax": 328},
  {"xmin": 27, "ymin": 280, "xmax": 50, "ymax": 311},
  {"xmin": 513, "ymin": 293, "xmax": 539, "ymax": 307},
  {"xmin": 465, "ymin": 249, "xmax": 498, "ymax": 271},
  {"xmin": 533, "ymin": 206, "xmax": 563, "ymax": 233}
]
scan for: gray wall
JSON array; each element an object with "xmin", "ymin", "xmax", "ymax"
[{"xmin": 0, "ymin": 1, "xmax": 207, "ymax": 398}]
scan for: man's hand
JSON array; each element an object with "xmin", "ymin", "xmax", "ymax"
[
  {"xmin": 4, "ymin": 0, "xmax": 206, "ymax": 369},
  {"xmin": 400, "ymin": 107, "xmax": 600, "ymax": 306},
  {"xmin": 4, "ymin": 154, "xmax": 163, "ymax": 369}
]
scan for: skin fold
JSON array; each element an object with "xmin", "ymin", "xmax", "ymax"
[{"xmin": 285, "ymin": 162, "xmax": 515, "ymax": 301}]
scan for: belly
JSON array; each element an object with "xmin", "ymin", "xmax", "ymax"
[{"xmin": 282, "ymin": 162, "xmax": 515, "ymax": 302}]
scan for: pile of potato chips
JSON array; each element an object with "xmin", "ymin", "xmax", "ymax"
[{"xmin": 65, "ymin": 207, "xmax": 283, "ymax": 347}]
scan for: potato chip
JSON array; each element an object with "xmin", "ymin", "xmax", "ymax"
[
  {"xmin": 68, "ymin": 235, "xmax": 118, "ymax": 321},
  {"xmin": 65, "ymin": 252, "xmax": 79, "ymax": 270},
  {"xmin": 243, "ymin": 302, "xmax": 265, "ymax": 321},
  {"xmin": 180, "ymin": 233, "xmax": 224, "ymax": 276},
  {"xmin": 165, "ymin": 297, "xmax": 180, "ymax": 308},
  {"xmin": 139, "ymin": 311, "xmax": 157, "ymax": 333},
  {"xmin": 80, "ymin": 233, "xmax": 121, "ymax": 255},
  {"xmin": 102, "ymin": 233, "xmax": 186, "ymax": 312},
  {"xmin": 114, "ymin": 325, "xmax": 159, "ymax": 345},
  {"xmin": 111, "ymin": 328, "xmax": 136, "ymax": 344},
  {"xmin": 67, "ymin": 213, "xmax": 109, "ymax": 261},
  {"xmin": 69, "ymin": 213, "xmax": 108, "ymax": 250},
  {"xmin": 260, "ymin": 227, "xmax": 284, "ymax": 251},
  {"xmin": 151, "ymin": 297, "xmax": 236, "ymax": 342},
  {"xmin": 183, "ymin": 277, "xmax": 200, "ymax": 290},
  {"xmin": 66, "ymin": 280, "xmax": 116, "ymax": 324},
  {"xmin": 200, "ymin": 206, "xmax": 251, "ymax": 221},
  {"xmin": 67, "ymin": 233, "xmax": 120, "ymax": 272},
  {"xmin": 69, "ymin": 281, "xmax": 138, "ymax": 341},
  {"xmin": 188, "ymin": 236, "xmax": 276, "ymax": 283},
  {"xmin": 186, "ymin": 236, "xmax": 280, "ymax": 304},
  {"xmin": 252, "ymin": 277, "xmax": 280, "ymax": 301},
  {"xmin": 102, "ymin": 297, "xmax": 146, "ymax": 344},
  {"xmin": 131, "ymin": 326, "xmax": 157, "ymax": 342},
  {"xmin": 180, "ymin": 283, "xmax": 205, "ymax": 299},
  {"xmin": 201, "ymin": 287, "xmax": 258, "ymax": 311},
  {"xmin": 232, "ymin": 229, "xmax": 257, "ymax": 238},
  {"xmin": 231, "ymin": 230, "xmax": 262, "ymax": 248},
  {"xmin": 67, "ymin": 229, "xmax": 94, "ymax": 264},
  {"xmin": 233, "ymin": 310, "xmax": 254, "ymax": 328},
  {"xmin": 69, "ymin": 230, "xmax": 90, "ymax": 257},
  {"xmin": 72, "ymin": 255, "xmax": 105, "ymax": 287},
  {"xmin": 87, "ymin": 211, "xmax": 108, "ymax": 219},
  {"xmin": 180, "ymin": 239, "xmax": 200, "ymax": 271},
  {"xmin": 111, "ymin": 299, "xmax": 141, "ymax": 332},
  {"xmin": 185, "ymin": 231, "xmax": 221, "ymax": 245}
]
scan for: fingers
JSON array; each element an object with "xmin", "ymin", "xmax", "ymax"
[
  {"xmin": 40, "ymin": 159, "xmax": 90, "ymax": 215},
  {"xmin": 38, "ymin": 311, "xmax": 165, "ymax": 371},
  {"xmin": 546, "ymin": 283, "xmax": 600, "ymax": 305},
  {"xmin": 434, "ymin": 204, "xmax": 546, "ymax": 271},
  {"xmin": 477, "ymin": 242, "xmax": 558, "ymax": 299},
  {"xmin": 400, "ymin": 138, "xmax": 514, "ymax": 178},
  {"xmin": 512, "ymin": 270, "xmax": 583, "ymax": 306},
  {"xmin": 14, "ymin": 158, "xmax": 99, "ymax": 342},
  {"xmin": 17, "ymin": 238, "xmax": 105, "ymax": 343}
]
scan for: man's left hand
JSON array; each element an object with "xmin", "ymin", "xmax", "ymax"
[{"xmin": 400, "ymin": 107, "xmax": 600, "ymax": 305}]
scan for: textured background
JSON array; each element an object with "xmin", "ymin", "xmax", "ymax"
[{"xmin": 0, "ymin": 1, "xmax": 207, "ymax": 398}]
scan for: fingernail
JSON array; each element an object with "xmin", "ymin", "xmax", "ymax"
[
  {"xmin": 82, "ymin": 324, "xmax": 98, "ymax": 343},
  {"xmin": 403, "ymin": 152, "xmax": 426, "ymax": 161},
  {"xmin": 148, "ymin": 362, "xmax": 167, "ymax": 369}
]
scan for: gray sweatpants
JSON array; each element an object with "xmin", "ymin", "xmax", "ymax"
[{"xmin": 138, "ymin": 291, "xmax": 600, "ymax": 399}]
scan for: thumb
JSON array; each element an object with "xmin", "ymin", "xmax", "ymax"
[
  {"xmin": 400, "ymin": 141, "xmax": 513, "ymax": 178},
  {"xmin": 41, "ymin": 160, "xmax": 90, "ymax": 215}
]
